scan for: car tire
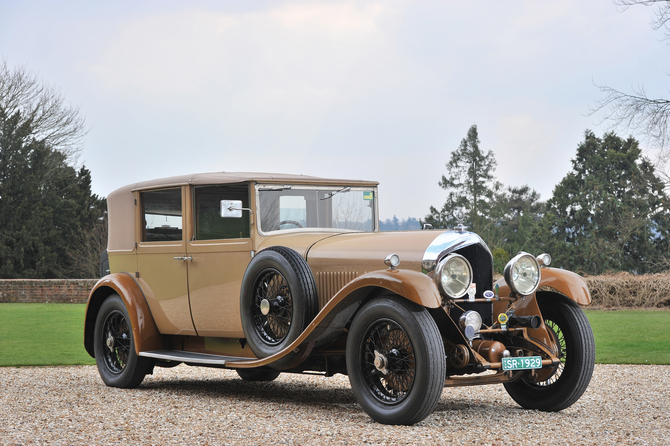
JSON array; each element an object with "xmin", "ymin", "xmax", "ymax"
[
  {"xmin": 240, "ymin": 246, "xmax": 319, "ymax": 359},
  {"xmin": 93, "ymin": 294, "xmax": 153, "ymax": 388},
  {"xmin": 503, "ymin": 293, "xmax": 595, "ymax": 411},
  {"xmin": 236, "ymin": 368, "xmax": 282, "ymax": 382},
  {"xmin": 346, "ymin": 295, "xmax": 446, "ymax": 425}
]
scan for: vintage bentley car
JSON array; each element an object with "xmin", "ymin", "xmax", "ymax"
[{"xmin": 84, "ymin": 172, "xmax": 595, "ymax": 425}]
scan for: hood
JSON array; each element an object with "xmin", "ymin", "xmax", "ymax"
[
  {"xmin": 306, "ymin": 230, "xmax": 488, "ymax": 274},
  {"xmin": 256, "ymin": 231, "xmax": 342, "ymax": 257}
]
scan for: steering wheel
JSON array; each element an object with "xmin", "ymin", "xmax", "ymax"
[{"xmin": 279, "ymin": 220, "xmax": 303, "ymax": 228}]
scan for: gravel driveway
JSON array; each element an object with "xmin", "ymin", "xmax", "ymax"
[{"xmin": 1, "ymin": 364, "xmax": 668, "ymax": 445}]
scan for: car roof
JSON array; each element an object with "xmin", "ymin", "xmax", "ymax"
[{"xmin": 129, "ymin": 172, "xmax": 379, "ymax": 191}]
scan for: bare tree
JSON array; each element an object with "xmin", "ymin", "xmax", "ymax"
[
  {"xmin": 0, "ymin": 59, "xmax": 85, "ymax": 164},
  {"xmin": 616, "ymin": 0, "xmax": 670, "ymax": 38},
  {"xmin": 592, "ymin": 85, "xmax": 670, "ymax": 150},
  {"xmin": 590, "ymin": 1, "xmax": 670, "ymax": 184}
]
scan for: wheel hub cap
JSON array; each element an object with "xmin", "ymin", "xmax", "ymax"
[
  {"xmin": 260, "ymin": 299, "xmax": 271, "ymax": 316},
  {"xmin": 105, "ymin": 331, "xmax": 115, "ymax": 352},
  {"xmin": 374, "ymin": 350, "xmax": 389, "ymax": 375}
]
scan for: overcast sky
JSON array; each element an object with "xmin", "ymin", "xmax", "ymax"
[{"xmin": 1, "ymin": 0, "xmax": 667, "ymax": 220}]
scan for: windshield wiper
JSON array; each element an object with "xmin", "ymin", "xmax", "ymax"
[{"xmin": 320, "ymin": 187, "xmax": 351, "ymax": 200}]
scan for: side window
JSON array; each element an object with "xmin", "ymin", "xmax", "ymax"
[
  {"xmin": 194, "ymin": 184, "xmax": 250, "ymax": 240},
  {"xmin": 141, "ymin": 188, "xmax": 183, "ymax": 242}
]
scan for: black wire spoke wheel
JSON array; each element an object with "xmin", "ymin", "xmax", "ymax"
[
  {"xmin": 240, "ymin": 247, "xmax": 319, "ymax": 359},
  {"xmin": 503, "ymin": 293, "xmax": 595, "ymax": 412},
  {"xmin": 537, "ymin": 318, "xmax": 566, "ymax": 386},
  {"xmin": 101, "ymin": 309, "xmax": 132, "ymax": 374},
  {"xmin": 362, "ymin": 319, "xmax": 416, "ymax": 404},
  {"xmin": 346, "ymin": 296, "xmax": 445, "ymax": 425},
  {"xmin": 251, "ymin": 269, "xmax": 293, "ymax": 345},
  {"xmin": 93, "ymin": 294, "xmax": 153, "ymax": 388}
]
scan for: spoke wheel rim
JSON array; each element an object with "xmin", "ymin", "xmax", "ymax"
[
  {"xmin": 251, "ymin": 269, "xmax": 293, "ymax": 346},
  {"xmin": 101, "ymin": 310, "xmax": 131, "ymax": 374},
  {"xmin": 535, "ymin": 318, "xmax": 566, "ymax": 387},
  {"xmin": 361, "ymin": 319, "xmax": 416, "ymax": 405}
]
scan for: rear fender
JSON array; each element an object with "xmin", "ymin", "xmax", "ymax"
[
  {"xmin": 495, "ymin": 267, "xmax": 591, "ymax": 306},
  {"xmin": 84, "ymin": 273, "xmax": 163, "ymax": 357}
]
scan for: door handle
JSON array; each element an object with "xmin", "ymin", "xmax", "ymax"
[{"xmin": 173, "ymin": 256, "xmax": 193, "ymax": 261}]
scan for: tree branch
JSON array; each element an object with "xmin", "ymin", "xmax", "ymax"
[
  {"xmin": 615, "ymin": 0, "xmax": 670, "ymax": 39},
  {"xmin": 590, "ymin": 83, "xmax": 670, "ymax": 149},
  {"xmin": 0, "ymin": 59, "xmax": 86, "ymax": 165}
]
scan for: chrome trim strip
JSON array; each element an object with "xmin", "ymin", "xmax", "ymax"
[{"xmin": 422, "ymin": 231, "xmax": 490, "ymax": 274}]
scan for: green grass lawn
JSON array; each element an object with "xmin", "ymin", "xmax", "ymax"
[
  {"xmin": 584, "ymin": 309, "xmax": 670, "ymax": 365},
  {"xmin": 0, "ymin": 303, "xmax": 95, "ymax": 366},
  {"xmin": 0, "ymin": 303, "xmax": 668, "ymax": 366}
]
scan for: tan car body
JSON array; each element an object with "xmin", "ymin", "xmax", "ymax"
[{"xmin": 85, "ymin": 172, "xmax": 591, "ymax": 387}]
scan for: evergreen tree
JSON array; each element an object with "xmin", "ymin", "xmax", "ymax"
[
  {"xmin": 540, "ymin": 130, "xmax": 670, "ymax": 274},
  {"xmin": 424, "ymin": 124, "xmax": 501, "ymax": 233},
  {"xmin": 0, "ymin": 62, "xmax": 105, "ymax": 278},
  {"xmin": 493, "ymin": 185, "xmax": 545, "ymax": 253},
  {"xmin": 379, "ymin": 216, "xmax": 421, "ymax": 231}
]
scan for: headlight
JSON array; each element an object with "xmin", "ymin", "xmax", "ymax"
[
  {"xmin": 435, "ymin": 254, "xmax": 472, "ymax": 298},
  {"xmin": 503, "ymin": 252, "xmax": 541, "ymax": 296},
  {"xmin": 536, "ymin": 253, "xmax": 551, "ymax": 267},
  {"xmin": 459, "ymin": 310, "xmax": 482, "ymax": 340}
]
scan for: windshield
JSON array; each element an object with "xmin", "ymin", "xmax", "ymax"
[{"xmin": 257, "ymin": 185, "xmax": 377, "ymax": 233}]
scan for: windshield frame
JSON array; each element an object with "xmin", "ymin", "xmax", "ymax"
[{"xmin": 254, "ymin": 183, "xmax": 379, "ymax": 236}]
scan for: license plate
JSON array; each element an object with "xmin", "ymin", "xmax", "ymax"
[{"xmin": 502, "ymin": 356, "xmax": 542, "ymax": 371}]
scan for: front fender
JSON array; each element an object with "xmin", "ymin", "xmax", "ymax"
[
  {"xmin": 335, "ymin": 268, "xmax": 442, "ymax": 309},
  {"xmin": 495, "ymin": 267, "xmax": 591, "ymax": 305},
  {"xmin": 227, "ymin": 268, "xmax": 442, "ymax": 370},
  {"xmin": 84, "ymin": 273, "xmax": 163, "ymax": 357}
]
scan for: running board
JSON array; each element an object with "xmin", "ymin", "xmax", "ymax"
[{"xmin": 139, "ymin": 350, "xmax": 255, "ymax": 366}]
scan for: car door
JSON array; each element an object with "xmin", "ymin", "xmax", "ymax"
[
  {"xmin": 187, "ymin": 183, "xmax": 253, "ymax": 338},
  {"xmin": 136, "ymin": 186, "xmax": 197, "ymax": 335}
]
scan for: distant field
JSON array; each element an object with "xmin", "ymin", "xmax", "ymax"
[{"xmin": 0, "ymin": 303, "xmax": 668, "ymax": 367}]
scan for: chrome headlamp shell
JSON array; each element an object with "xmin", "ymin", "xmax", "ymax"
[
  {"xmin": 434, "ymin": 254, "xmax": 473, "ymax": 299},
  {"xmin": 536, "ymin": 253, "xmax": 552, "ymax": 267},
  {"xmin": 459, "ymin": 310, "xmax": 483, "ymax": 340},
  {"xmin": 504, "ymin": 252, "xmax": 541, "ymax": 296}
]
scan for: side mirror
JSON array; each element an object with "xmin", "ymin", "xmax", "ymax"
[{"xmin": 220, "ymin": 200, "xmax": 244, "ymax": 218}]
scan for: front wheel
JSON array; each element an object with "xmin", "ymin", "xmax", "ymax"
[
  {"xmin": 93, "ymin": 294, "xmax": 153, "ymax": 388},
  {"xmin": 503, "ymin": 294, "xmax": 595, "ymax": 411},
  {"xmin": 346, "ymin": 296, "xmax": 446, "ymax": 425}
]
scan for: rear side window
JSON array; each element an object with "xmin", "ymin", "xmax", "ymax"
[
  {"xmin": 141, "ymin": 189, "xmax": 183, "ymax": 242},
  {"xmin": 194, "ymin": 184, "xmax": 250, "ymax": 240}
]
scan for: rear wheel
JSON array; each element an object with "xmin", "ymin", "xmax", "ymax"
[
  {"xmin": 346, "ymin": 296, "xmax": 446, "ymax": 425},
  {"xmin": 503, "ymin": 294, "xmax": 595, "ymax": 411},
  {"xmin": 236, "ymin": 368, "xmax": 282, "ymax": 382},
  {"xmin": 93, "ymin": 294, "xmax": 153, "ymax": 388}
]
